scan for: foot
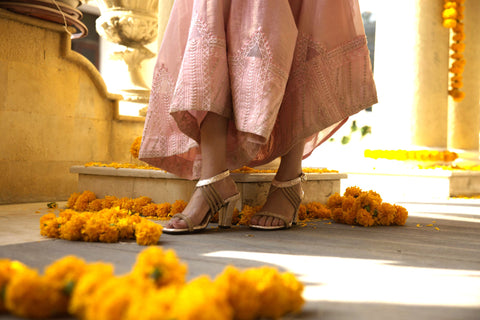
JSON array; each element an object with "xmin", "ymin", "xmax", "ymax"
[
  {"xmin": 250, "ymin": 181, "xmax": 302, "ymax": 228},
  {"xmin": 166, "ymin": 174, "xmax": 238, "ymax": 230}
]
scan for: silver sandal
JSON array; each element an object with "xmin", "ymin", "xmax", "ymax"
[
  {"xmin": 250, "ymin": 173, "xmax": 306, "ymax": 230},
  {"xmin": 163, "ymin": 170, "xmax": 240, "ymax": 234}
]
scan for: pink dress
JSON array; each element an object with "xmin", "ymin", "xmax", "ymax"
[{"xmin": 139, "ymin": 0, "xmax": 377, "ymax": 179}]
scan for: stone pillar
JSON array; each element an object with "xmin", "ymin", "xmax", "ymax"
[
  {"xmin": 373, "ymin": 0, "xmax": 450, "ymax": 149},
  {"xmin": 448, "ymin": 0, "xmax": 480, "ymax": 157}
]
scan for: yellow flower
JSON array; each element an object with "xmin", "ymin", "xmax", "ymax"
[
  {"xmin": 452, "ymin": 32, "xmax": 465, "ymax": 42},
  {"xmin": 40, "ymin": 213, "xmax": 60, "ymax": 238},
  {"xmin": 135, "ymin": 219, "xmax": 163, "ymax": 246},
  {"xmin": 0, "ymin": 260, "xmax": 28, "ymax": 312},
  {"xmin": 5, "ymin": 268, "xmax": 68, "ymax": 318},
  {"xmin": 442, "ymin": 8, "xmax": 458, "ymax": 20},
  {"xmin": 243, "ymin": 267, "xmax": 304, "ymax": 319},
  {"xmin": 59, "ymin": 213, "xmax": 88, "ymax": 241},
  {"xmin": 131, "ymin": 247, "xmax": 187, "ymax": 287},
  {"xmin": 215, "ymin": 266, "xmax": 261, "ymax": 320},
  {"xmin": 125, "ymin": 285, "xmax": 180, "ymax": 320},
  {"xmin": 69, "ymin": 263, "xmax": 114, "ymax": 319},
  {"xmin": 171, "ymin": 276, "xmax": 233, "ymax": 320},
  {"xmin": 84, "ymin": 275, "xmax": 151, "ymax": 320},
  {"xmin": 43, "ymin": 255, "xmax": 87, "ymax": 295},
  {"xmin": 73, "ymin": 191, "xmax": 96, "ymax": 212},
  {"xmin": 130, "ymin": 136, "xmax": 142, "ymax": 159}
]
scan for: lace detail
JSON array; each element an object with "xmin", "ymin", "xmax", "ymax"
[
  {"xmin": 229, "ymin": 28, "xmax": 288, "ymax": 138},
  {"xmin": 170, "ymin": 13, "xmax": 228, "ymax": 116}
]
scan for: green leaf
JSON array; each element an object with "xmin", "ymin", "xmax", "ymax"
[
  {"xmin": 63, "ymin": 280, "xmax": 75, "ymax": 296},
  {"xmin": 150, "ymin": 267, "xmax": 163, "ymax": 281},
  {"xmin": 361, "ymin": 126, "xmax": 372, "ymax": 137},
  {"xmin": 351, "ymin": 120, "xmax": 358, "ymax": 132},
  {"xmin": 341, "ymin": 136, "xmax": 351, "ymax": 145}
]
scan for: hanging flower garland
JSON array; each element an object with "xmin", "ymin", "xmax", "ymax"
[
  {"xmin": 442, "ymin": 0, "xmax": 466, "ymax": 102},
  {"xmin": 0, "ymin": 247, "xmax": 304, "ymax": 319}
]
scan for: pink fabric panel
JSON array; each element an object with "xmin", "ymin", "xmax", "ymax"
[{"xmin": 140, "ymin": 0, "xmax": 378, "ymax": 179}]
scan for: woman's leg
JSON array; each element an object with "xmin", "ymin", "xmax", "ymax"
[
  {"xmin": 166, "ymin": 112, "xmax": 238, "ymax": 229},
  {"xmin": 250, "ymin": 140, "xmax": 305, "ymax": 227}
]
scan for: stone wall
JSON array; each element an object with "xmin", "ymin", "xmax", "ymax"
[{"xmin": 0, "ymin": 9, "xmax": 144, "ymax": 204}]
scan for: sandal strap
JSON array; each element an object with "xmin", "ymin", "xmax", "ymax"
[
  {"xmin": 199, "ymin": 184, "xmax": 224, "ymax": 214},
  {"xmin": 269, "ymin": 173, "xmax": 305, "ymax": 210},
  {"xmin": 171, "ymin": 213, "xmax": 194, "ymax": 232},
  {"xmin": 252, "ymin": 211, "xmax": 290, "ymax": 227},
  {"xmin": 196, "ymin": 170, "xmax": 230, "ymax": 187},
  {"xmin": 271, "ymin": 173, "xmax": 306, "ymax": 188}
]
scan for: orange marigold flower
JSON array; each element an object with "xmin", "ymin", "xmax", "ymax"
[
  {"xmin": 297, "ymin": 204, "xmax": 307, "ymax": 221},
  {"xmin": 135, "ymin": 220, "xmax": 163, "ymax": 246},
  {"xmin": 305, "ymin": 202, "xmax": 331, "ymax": 219},
  {"xmin": 67, "ymin": 192, "xmax": 81, "ymax": 209},
  {"xmin": 331, "ymin": 208, "xmax": 344, "ymax": 224},
  {"xmin": 73, "ymin": 191, "xmax": 96, "ymax": 212},
  {"xmin": 451, "ymin": 42, "xmax": 465, "ymax": 52},
  {"xmin": 132, "ymin": 196, "xmax": 152, "ymax": 213},
  {"xmin": 452, "ymin": 32, "xmax": 465, "ymax": 42},
  {"xmin": 88, "ymin": 199, "xmax": 104, "ymax": 212},
  {"xmin": 102, "ymin": 196, "xmax": 118, "ymax": 209},
  {"xmin": 344, "ymin": 186, "xmax": 363, "ymax": 198},
  {"xmin": 393, "ymin": 205, "xmax": 409, "ymax": 226},
  {"xmin": 453, "ymin": 22, "xmax": 464, "ymax": 33},
  {"xmin": 326, "ymin": 193, "xmax": 343, "ymax": 209},
  {"xmin": 356, "ymin": 208, "xmax": 375, "ymax": 227},
  {"xmin": 140, "ymin": 203, "xmax": 159, "ymax": 217},
  {"xmin": 40, "ymin": 213, "xmax": 60, "ymax": 238},
  {"xmin": 156, "ymin": 203, "xmax": 172, "ymax": 218},
  {"xmin": 376, "ymin": 203, "xmax": 396, "ymax": 226},
  {"xmin": 170, "ymin": 200, "xmax": 187, "ymax": 217}
]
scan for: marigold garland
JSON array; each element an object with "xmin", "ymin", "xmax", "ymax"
[
  {"xmin": 364, "ymin": 149, "xmax": 458, "ymax": 162},
  {"xmin": 130, "ymin": 137, "xmax": 142, "ymax": 159},
  {"xmin": 442, "ymin": 0, "xmax": 466, "ymax": 102},
  {"xmin": 0, "ymin": 248, "xmax": 305, "ymax": 320}
]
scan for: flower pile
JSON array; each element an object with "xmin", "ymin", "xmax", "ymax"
[
  {"xmin": 84, "ymin": 162, "xmax": 162, "ymax": 170},
  {"xmin": 326, "ymin": 187, "xmax": 408, "ymax": 227},
  {"xmin": 364, "ymin": 149, "xmax": 458, "ymax": 162},
  {"xmin": 442, "ymin": 0, "xmax": 466, "ymax": 102},
  {"xmin": 40, "ymin": 192, "xmax": 165, "ymax": 245},
  {"xmin": 0, "ymin": 247, "xmax": 304, "ymax": 320}
]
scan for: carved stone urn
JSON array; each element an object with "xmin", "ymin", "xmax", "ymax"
[{"xmin": 95, "ymin": 0, "xmax": 159, "ymax": 104}]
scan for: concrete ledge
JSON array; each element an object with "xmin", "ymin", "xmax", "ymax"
[{"xmin": 70, "ymin": 166, "xmax": 347, "ymax": 207}]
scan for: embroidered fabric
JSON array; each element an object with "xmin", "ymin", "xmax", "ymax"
[{"xmin": 140, "ymin": 0, "xmax": 378, "ymax": 179}]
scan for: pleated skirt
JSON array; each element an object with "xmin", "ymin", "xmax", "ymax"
[{"xmin": 139, "ymin": 0, "xmax": 378, "ymax": 179}]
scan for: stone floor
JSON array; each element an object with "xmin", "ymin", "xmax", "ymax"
[{"xmin": 1, "ymin": 199, "xmax": 480, "ymax": 320}]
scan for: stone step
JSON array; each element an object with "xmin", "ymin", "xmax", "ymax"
[{"xmin": 69, "ymin": 166, "xmax": 347, "ymax": 208}]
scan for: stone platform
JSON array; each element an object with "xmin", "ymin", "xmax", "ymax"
[{"xmin": 69, "ymin": 166, "xmax": 347, "ymax": 207}]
